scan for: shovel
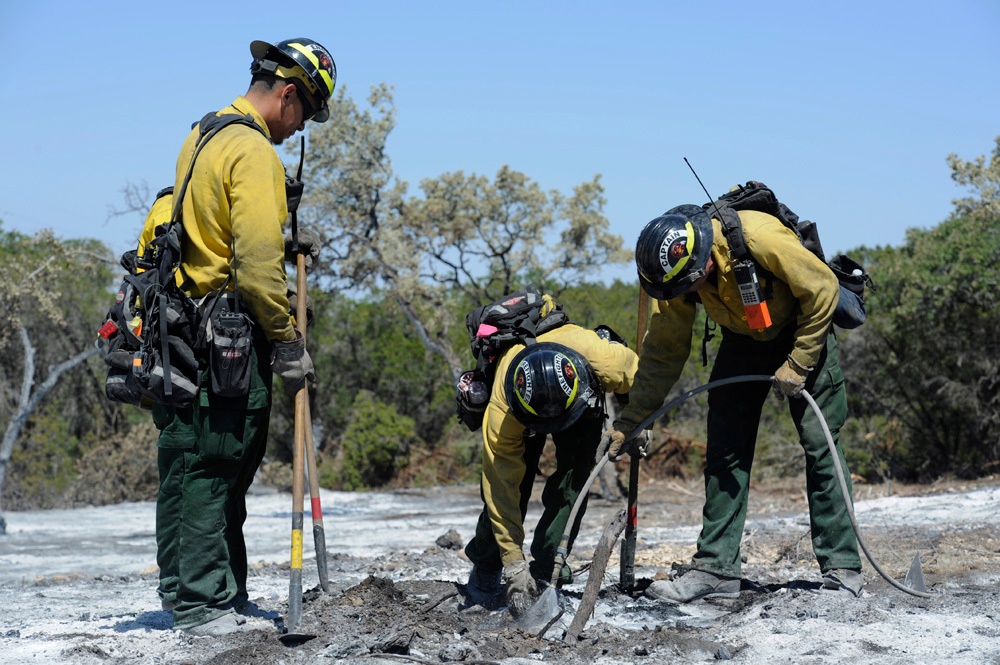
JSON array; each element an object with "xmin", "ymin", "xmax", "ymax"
[
  {"xmin": 281, "ymin": 381, "xmax": 314, "ymax": 643},
  {"xmin": 294, "ymin": 248, "xmax": 330, "ymax": 594},
  {"xmin": 518, "ymin": 454, "xmax": 612, "ymax": 634},
  {"xmin": 281, "ymin": 137, "xmax": 325, "ymax": 643},
  {"xmin": 904, "ymin": 553, "xmax": 927, "ymax": 593}
]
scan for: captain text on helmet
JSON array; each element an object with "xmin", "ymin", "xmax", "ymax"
[
  {"xmin": 463, "ymin": 300, "xmax": 638, "ymax": 619},
  {"xmin": 144, "ymin": 37, "xmax": 336, "ymax": 637},
  {"xmin": 605, "ymin": 203, "xmax": 865, "ymax": 604}
]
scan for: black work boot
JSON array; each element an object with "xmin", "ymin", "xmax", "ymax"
[{"xmin": 465, "ymin": 565, "xmax": 502, "ymax": 606}]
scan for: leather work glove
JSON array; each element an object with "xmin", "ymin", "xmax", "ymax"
[
  {"xmin": 503, "ymin": 559, "xmax": 538, "ymax": 619},
  {"xmin": 283, "ymin": 227, "xmax": 321, "ymax": 268},
  {"xmin": 271, "ymin": 331, "xmax": 316, "ymax": 396},
  {"xmin": 772, "ymin": 355, "xmax": 812, "ymax": 400},
  {"xmin": 604, "ymin": 419, "xmax": 648, "ymax": 461},
  {"xmin": 287, "ymin": 282, "xmax": 315, "ymax": 327}
]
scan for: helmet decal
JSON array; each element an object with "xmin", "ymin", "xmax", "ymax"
[
  {"xmin": 287, "ymin": 41, "xmax": 336, "ymax": 95},
  {"xmin": 316, "ymin": 50, "xmax": 334, "ymax": 76},
  {"xmin": 554, "ymin": 353, "xmax": 579, "ymax": 406},
  {"xmin": 659, "ymin": 222, "xmax": 695, "ymax": 282},
  {"xmin": 514, "ymin": 359, "xmax": 536, "ymax": 415}
]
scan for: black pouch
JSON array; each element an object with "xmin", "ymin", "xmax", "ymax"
[
  {"xmin": 105, "ymin": 365, "xmax": 144, "ymax": 405},
  {"xmin": 209, "ymin": 308, "xmax": 254, "ymax": 398},
  {"xmin": 828, "ymin": 254, "xmax": 875, "ymax": 330}
]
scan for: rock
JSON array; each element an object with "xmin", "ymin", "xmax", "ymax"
[{"xmin": 436, "ymin": 529, "xmax": 463, "ymax": 550}]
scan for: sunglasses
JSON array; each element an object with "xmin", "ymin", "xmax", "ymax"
[{"xmin": 294, "ymin": 85, "xmax": 318, "ymax": 122}]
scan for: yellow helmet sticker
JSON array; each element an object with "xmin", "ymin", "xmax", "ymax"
[
  {"xmin": 659, "ymin": 221, "xmax": 695, "ymax": 283},
  {"xmin": 554, "ymin": 353, "xmax": 579, "ymax": 408},
  {"xmin": 514, "ymin": 360, "xmax": 538, "ymax": 416},
  {"xmin": 286, "ymin": 41, "xmax": 335, "ymax": 96}
]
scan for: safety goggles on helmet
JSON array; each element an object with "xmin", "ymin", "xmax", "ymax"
[
  {"xmin": 635, "ymin": 204, "xmax": 714, "ymax": 300},
  {"xmin": 250, "ymin": 38, "xmax": 336, "ymax": 123}
]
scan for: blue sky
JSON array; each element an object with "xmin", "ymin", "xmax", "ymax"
[{"xmin": 1, "ymin": 1, "xmax": 997, "ymax": 285}]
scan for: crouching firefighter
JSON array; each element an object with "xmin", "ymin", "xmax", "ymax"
[
  {"xmin": 605, "ymin": 204, "xmax": 864, "ymax": 604},
  {"xmin": 462, "ymin": 294, "xmax": 638, "ymax": 618}
]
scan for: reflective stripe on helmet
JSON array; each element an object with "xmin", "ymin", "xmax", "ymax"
[{"xmin": 284, "ymin": 41, "xmax": 335, "ymax": 98}]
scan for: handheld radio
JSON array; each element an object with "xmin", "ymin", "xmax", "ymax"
[
  {"xmin": 732, "ymin": 261, "xmax": 772, "ymax": 329},
  {"xmin": 684, "ymin": 158, "xmax": 773, "ymax": 330}
]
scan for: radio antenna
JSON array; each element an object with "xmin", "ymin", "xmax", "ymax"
[{"xmin": 684, "ymin": 157, "xmax": 722, "ymax": 216}]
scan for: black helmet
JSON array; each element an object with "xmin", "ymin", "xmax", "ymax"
[
  {"xmin": 504, "ymin": 342, "xmax": 599, "ymax": 434},
  {"xmin": 250, "ymin": 38, "xmax": 337, "ymax": 123},
  {"xmin": 635, "ymin": 204, "xmax": 714, "ymax": 300}
]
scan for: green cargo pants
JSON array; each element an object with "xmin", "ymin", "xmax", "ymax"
[
  {"xmin": 691, "ymin": 326, "xmax": 861, "ymax": 579},
  {"xmin": 465, "ymin": 409, "xmax": 603, "ymax": 585},
  {"xmin": 153, "ymin": 333, "xmax": 272, "ymax": 629}
]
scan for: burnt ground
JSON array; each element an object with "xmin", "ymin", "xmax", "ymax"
[
  {"xmin": 200, "ymin": 480, "xmax": 1000, "ymax": 665},
  {"xmin": 3, "ymin": 475, "xmax": 999, "ymax": 665}
]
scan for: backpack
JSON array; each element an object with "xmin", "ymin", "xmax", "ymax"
[
  {"xmin": 97, "ymin": 112, "xmax": 266, "ymax": 408},
  {"xmin": 455, "ymin": 286, "xmax": 570, "ymax": 431},
  {"xmin": 704, "ymin": 181, "xmax": 876, "ymax": 330}
]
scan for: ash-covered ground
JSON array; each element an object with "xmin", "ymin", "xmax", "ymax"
[{"xmin": 1, "ymin": 476, "xmax": 998, "ymax": 664}]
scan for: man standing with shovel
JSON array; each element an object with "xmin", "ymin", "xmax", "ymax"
[
  {"xmin": 463, "ymin": 298, "xmax": 637, "ymax": 618},
  {"xmin": 149, "ymin": 37, "xmax": 334, "ymax": 636}
]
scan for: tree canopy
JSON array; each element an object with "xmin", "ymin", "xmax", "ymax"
[
  {"xmin": 3, "ymin": 99, "xmax": 998, "ymax": 511},
  {"xmin": 297, "ymin": 85, "xmax": 631, "ymax": 378}
]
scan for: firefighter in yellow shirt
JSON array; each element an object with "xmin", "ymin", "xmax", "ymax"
[
  {"xmin": 464, "ymin": 318, "xmax": 638, "ymax": 617},
  {"xmin": 151, "ymin": 38, "xmax": 334, "ymax": 636},
  {"xmin": 606, "ymin": 204, "xmax": 863, "ymax": 603}
]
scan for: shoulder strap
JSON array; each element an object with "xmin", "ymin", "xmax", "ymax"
[
  {"xmin": 168, "ymin": 113, "xmax": 264, "ymax": 224},
  {"xmin": 165, "ymin": 112, "xmax": 265, "ymax": 292},
  {"xmin": 709, "ymin": 202, "xmax": 751, "ymax": 262}
]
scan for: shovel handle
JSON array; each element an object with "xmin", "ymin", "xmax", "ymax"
[
  {"xmin": 551, "ymin": 455, "xmax": 611, "ymax": 588},
  {"xmin": 621, "ymin": 288, "xmax": 649, "ymax": 592},
  {"xmin": 296, "ymin": 252, "xmax": 330, "ymax": 593},
  {"xmin": 287, "ymin": 384, "xmax": 307, "ymax": 632}
]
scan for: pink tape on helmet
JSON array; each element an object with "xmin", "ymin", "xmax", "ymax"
[{"xmin": 477, "ymin": 323, "xmax": 499, "ymax": 337}]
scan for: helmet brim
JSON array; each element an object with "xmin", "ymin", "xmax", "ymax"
[
  {"xmin": 250, "ymin": 40, "xmax": 275, "ymax": 62},
  {"xmin": 638, "ymin": 271, "xmax": 699, "ymax": 301}
]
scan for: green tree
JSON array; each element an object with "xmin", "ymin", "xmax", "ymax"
[
  {"xmin": 338, "ymin": 390, "xmax": 416, "ymax": 490},
  {"xmin": 266, "ymin": 292, "xmax": 458, "ymax": 466},
  {"xmin": 298, "ymin": 85, "xmax": 631, "ymax": 379},
  {"xmin": 947, "ymin": 135, "xmax": 1000, "ymax": 219},
  {"xmin": 0, "ymin": 226, "xmax": 116, "ymax": 529},
  {"xmin": 839, "ymin": 137, "xmax": 1000, "ymax": 480}
]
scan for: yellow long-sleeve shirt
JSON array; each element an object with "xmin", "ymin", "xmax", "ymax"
[
  {"xmin": 621, "ymin": 209, "xmax": 838, "ymax": 425},
  {"xmin": 480, "ymin": 323, "xmax": 639, "ymax": 566},
  {"xmin": 139, "ymin": 96, "xmax": 295, "ymax": 342}
]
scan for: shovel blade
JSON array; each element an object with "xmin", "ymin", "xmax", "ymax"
[
  {"xmin": 904, "ymin": 553, "xmax": 927, "ymax": 593},
  {"xmin": 517, "ymin": 586, "xmax": 561, "ymax": 634}
]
